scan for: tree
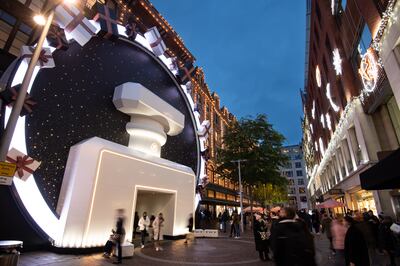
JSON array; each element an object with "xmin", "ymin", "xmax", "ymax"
[
  {"xmin": 253, "ymin": 183, "xmax": 288, "ymax": 207},
  {"xmin": 215, "ymin": 114, "xmax": 288, "ymax": 215},
  {"xmin": 216, "ymin": 114, "xmax": 288, "ymax": 187}
]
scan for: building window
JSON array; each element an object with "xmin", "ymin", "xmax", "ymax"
[
  {"xmin": 288, "ymin": 179, "xmax": 295, "ymax": 185},
  {"xmin": 299, "ymin": 187, "xmax": 306, "ymax": 194},
  {"xmin": 298, "ymin": 179, "xmax": 305, "ymax": 185},
  {"xmin": 288, "ymin": 187, "xmax": 296, "ymax": 194},
  {"xmin": 359, "ymin": 24, "xmax": 372, "ymax": 55},
  {"xmin": 288, "ymin": 196, "xmax": 297, "ymax": 206},
  {"xmin": 341, "ymin": 0, "xmax": 347, "ymax": 10},
  {"xmin": 296, "ymin": 170, "xmax": 303, "ymax": 177},
  {"xmin": 295, "ymin": 162, "xmax": 302, "ymax": 168},
  {"xmin": 300, "ymin": 196, "xmax": 308, "ymax": 202},
  {"xmin": 285, "ymin": 171, "xmax": 293, "ymax": 177},
  {"xmin": 207, "ymin": 189, "xmax": 215, "ymax": 198},
  {"xmin": 227, "ymin": 194, "xmax": 235, "ymax": 202},
  {"xmin": 215, "ymin": 192, "xmax": 226, "ymax": 200}
]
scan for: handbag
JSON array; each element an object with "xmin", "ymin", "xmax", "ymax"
[{"xmin": 259, "ymin": 230, "xmax": 270, "ymax": 241}]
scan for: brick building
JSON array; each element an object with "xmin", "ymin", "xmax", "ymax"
[{"xmin": 302, "ymin": 0, "xmax": 400, "ymax": 218}]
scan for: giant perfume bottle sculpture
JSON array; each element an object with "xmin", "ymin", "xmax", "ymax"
[{"xmin": 55, "ymin": 82, "xmax": 196, "ymax": 247}]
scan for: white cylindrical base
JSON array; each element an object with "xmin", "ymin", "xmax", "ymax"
[{"xmin": 126, "ymin": 115, "xmax": 167, "ymax": 157}]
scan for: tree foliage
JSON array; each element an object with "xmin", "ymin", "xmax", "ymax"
[
  {"xmin": 215, "ymin": 114, "xmax": 288, "ymax": 187},
  {"xmin": 252, "ymin": 183, "xmax": 288, "ymax": 206}
]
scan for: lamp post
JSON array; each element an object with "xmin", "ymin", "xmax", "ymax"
[
  {"xmin": 0, "ymin": 0, "xmax": 78, "ymax": 161},
  {"xmin": 231, "ymin": 159, "xmax": 246, "ymax": 233},
  {"xmin": 0, "ymin": 10, "xmax": 54, "ymax": 161}
]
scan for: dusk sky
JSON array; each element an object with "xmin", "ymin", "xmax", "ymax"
[{"xmin": 151, "ymin": 0, "xmax": 306, "ymax": 145}]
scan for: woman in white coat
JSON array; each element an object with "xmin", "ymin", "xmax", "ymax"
[{"xmin": 153, "ymin": 213, "xmax": 164, "ymax": 251}]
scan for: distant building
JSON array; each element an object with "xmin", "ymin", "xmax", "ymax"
[{"xmin": 280, "ymin": 145, "xmax": 309, "ymax": 210}]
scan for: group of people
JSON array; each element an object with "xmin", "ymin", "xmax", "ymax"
[
  {"xmin": 318, "ymin": 208, "xmax": 400, "ymax": 266},
  {"xmin": 136, "ymin": 211, "xmax": 165, "ymax": 251},
  {"xmin": 251, "ymin": 206, "xmax": 400, "ymax": 266},
  {"xmin": 252, "ymin": 206, "xmax": 316, "ymax": 265},
  {"xmin": 102, "ymin": 210, "xmax": 165, "ymax": 264}
]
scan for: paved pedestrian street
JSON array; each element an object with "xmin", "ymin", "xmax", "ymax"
[{"xmin": 18, "ymin": 229, "xmax": 395, "ymax": 266}]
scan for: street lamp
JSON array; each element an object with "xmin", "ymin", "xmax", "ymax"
[
  {"xmin": 231, "ymin": 159, "xmax": 247, "ymax": 233},
  {"xmin": 0, "ymin": 0, "xmax": 75, "ymax": 161}
]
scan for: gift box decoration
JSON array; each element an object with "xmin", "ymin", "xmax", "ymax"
[
  {"xmin": 197, "ymin": 120, "xmax": 211, "ymax": 138},
  {"xmin": 144, "ymin": 26, "xmax": 167, "ymax": 56},
  {"xmin": 125, "ymin": 20, "xmax": 139, "ymax": 41},
  {"xmin": 55, "ymin": 3, "xmax": 97, "ymax": 46},
  {"xmin": 93, "ymin": 3, "xmax": 119, "ymax": 40},
  {"xmin": 1, "ymin": 84, "xmax": 37, "ymax": 117},
  {"xmin": 47, "ymin": 23, "xmax": 69, "ymax": 50},
  {"xmin": 185, "ymin": 81, "xmax": 193, "ymax": 94},
  {"xmin": 6, "ymin": 148, "xmax": 41, "ymax": 181},
  {"xmin": 200, "ymin": 148, "xmax": 210, "ymax": 161},
  {"xmin": 178, "ymin": 61, "xmax": 196, "ymax": 84},
  {"xmin": 168, "ymin": 56, "xmax": 179, "ymax": 72},
  {"xmin": 20, "ymin": 46, "xmax": 55, "ymax": 69}
]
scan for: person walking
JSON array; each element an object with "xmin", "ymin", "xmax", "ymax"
[
  {"xmin": 231, "ymin": 212, "xmax": 240, "ymax": 238},
  {"xmin": 253, "ymin": 212, "xmax": 271, "ymax": 261},
  {"xmin": 378, "ymin": 216, "xmax": 397, "ymax": 266},
  {"xmin": 153, "ymin": 212, "xmax": 165, "ymax": 251},
  {"xmin": 221, "ymin": 210, "xmax": 229, "ymax": 233},
  {"xmin": 321, "ymin": 213, "xmax": 334, "ymax": 253},
  {"xmin": 185, "ymin": 213, "xmax": 194, "ymax": 244},
  {"xmin": 312, "ymin": 209, "xmax": 321, "ymax": 234},
  {"xmin": 138, "ymin": 211, "xmax": 150, "ymax": 248},
  {"xmin": 331, "ymin": 214, "xmax": 348, "ymax": 266},
  {"xmin": 344, "ymin": 216, "xmax": 370, "ymax": 266},
  {"xmin": 112, "ymin": 209, "xmax": 125, "ymax": 264},
  {"xmin": 270, "ymin": 207, "xmax": 316, "ymax": 266}
]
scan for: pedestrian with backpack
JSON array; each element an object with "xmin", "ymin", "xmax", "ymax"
[{"xmin": 270, "ymin": 207, "xmax": 316, "ymax": 266}]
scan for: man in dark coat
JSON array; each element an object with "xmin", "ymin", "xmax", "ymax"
[
  {"xmin": 253, "ymin": 212, "xmax": 270, "ymax": 261},
  {"xmin": 344, "ymin": 216, "xmax": 370, "ymax": 266},
  {"xmin": 270, "ymin": 207, "xmax": 316, "ymax": 266}
]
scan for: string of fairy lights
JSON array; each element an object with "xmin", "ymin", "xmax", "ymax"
[{"xmin": 306, "ymin": 0, "xmax": 399, "ymax": 190}]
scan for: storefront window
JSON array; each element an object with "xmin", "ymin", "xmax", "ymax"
[
  {"xmin": 207, "ymin": 189, "xmax": 215, "ymax": 198},
  {"xmin": 350, "ymin": 190, "xmax": 377, "ymax": 214}
]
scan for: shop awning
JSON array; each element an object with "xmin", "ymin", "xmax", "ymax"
[{"xmin": 360, "ymin": 148, "xmax": 400, "ymax": 190}]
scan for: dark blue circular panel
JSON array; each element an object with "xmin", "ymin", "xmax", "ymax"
[{"xmin": 26, "ymin": 37, "xmax": 198, "ymax": 212}]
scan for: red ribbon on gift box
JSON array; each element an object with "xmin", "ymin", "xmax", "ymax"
[
  {"xmin": 180, "ymin": 64, "xmax": 195, "ymax": 83},
  {"xmin": 6, "ymin": 155, "xmax": 35, "ymax": 178},
  {"xmin": 94, "ymin": 5, "xmax": 118, "ymax": 39},
  {"xmin": 8, "ymin": 86, "xmax": 37, "ymax": 114},
  {"xmin": 63, "ymin": 4, "xmax": 95, "ymax": 36},
  {"xmin": 21, "ymin": 47, "xmax": 52, "ymax": 67},
  {"xmin": 150, "ymin": 36, "xmax": 163, "ymax": 48},
  {"xmin": 199, "ymin": 123, "xmax": 211, "ymax": 137}
]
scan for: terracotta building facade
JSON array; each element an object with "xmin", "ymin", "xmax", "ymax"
[{"xmin": 303, "ymin": 0, "xmax": 400, "ymax": 218}]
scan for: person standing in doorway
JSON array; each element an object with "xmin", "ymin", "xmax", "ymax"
[
  {"xmin": 132, "ymin": 211, "xmax": 139, "ymax": 239},
  {"xmin": 112, "ymin": 209, "xmax": 125, "ymax": 264},
  {"xmin": 138, "ymin": 211, "xmax": 150, "ymax": 248},
  {"xmin": 153, "ymin": 213, "xmax": 165, "ymax": 251}
]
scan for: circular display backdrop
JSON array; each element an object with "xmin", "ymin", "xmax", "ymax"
[{"xmin": 25, "ymin": 37, "xmax": 199, "ymax": 211}]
